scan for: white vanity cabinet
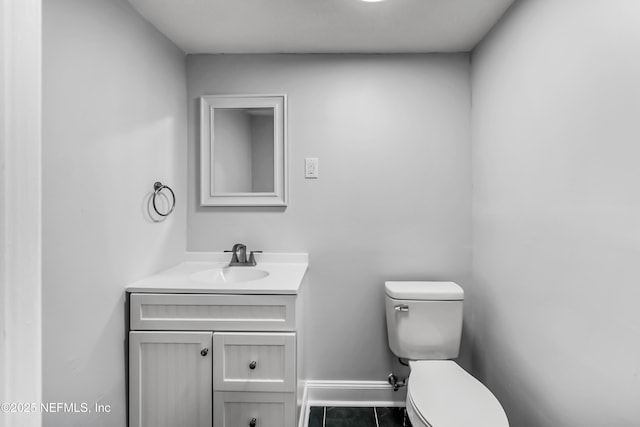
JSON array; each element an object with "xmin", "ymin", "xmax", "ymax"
[{"xmin": 128, "ymin": 292, "xmax": 301, "ymax": 427}]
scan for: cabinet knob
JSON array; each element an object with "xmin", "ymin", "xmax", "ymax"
[
  {"xmin": 249, "ymin": 417, "xmax": 257, "ymax": 427},
  {"xmin": 200, "ymin": 348, "xmax": 209, "ymax": 357},
  {"xmin": 249, "ymin": 361, "xmax": 257, "ymax": 370}
]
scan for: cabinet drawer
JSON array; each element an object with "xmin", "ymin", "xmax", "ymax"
[
  {"xmin": 130, "ymin": 293, "xmax": 296, "ymax": 331},
  {"xmin": 214, "ymin": 392, "xmax": 295, "ymax": 427},
  {"xmin": 213, "ymin": 332, "xmax": 295, "ymax": 392}
]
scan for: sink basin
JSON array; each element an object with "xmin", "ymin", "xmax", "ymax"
[{"xmin": 189, "ymin": 267, "xmax": 270, "ymax": 284}]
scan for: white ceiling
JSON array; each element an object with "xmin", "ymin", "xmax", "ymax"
[{"xmin": 128, "ymin": 0, "xmax": 514, "ymax": 54}]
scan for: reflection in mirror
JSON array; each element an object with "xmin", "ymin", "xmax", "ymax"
[
  {"xmin": 200, "ymin": 94, "xmax": 287, "ymax": 206},
  {"xmin": 213, "ymin": 108, "xmax": 274, "ymax": 194}
]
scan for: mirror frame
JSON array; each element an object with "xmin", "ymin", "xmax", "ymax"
[{"xmin": 200, "ymin": 94, "xmax": 288, "ymax": 207}]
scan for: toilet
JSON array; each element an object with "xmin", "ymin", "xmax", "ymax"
[{"xmin": 385, "ymin": 281, "xmax": 509, "ymax": 427}]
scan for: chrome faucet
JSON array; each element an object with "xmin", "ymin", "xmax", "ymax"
[
  {"xmin": 225, "ymin": 243, "xmax": 261, "ymax": 266},
  {"xmin": 231, "ymin": 243, "xmax": 247, "ymax": 265}
]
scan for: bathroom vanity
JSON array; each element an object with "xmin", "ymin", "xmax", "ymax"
[{"xmin": 126, "ymin": 253, "xmax": 308, "ymax": 427}]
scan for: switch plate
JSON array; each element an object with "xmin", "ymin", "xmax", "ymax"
[{"xmin": 305, "ymin": 158, "xmax": 319, "ymax": 179}]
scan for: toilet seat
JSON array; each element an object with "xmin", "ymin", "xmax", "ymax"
[{"xmin": 407, "ymin": 360, "xmax": 509, "ymax": 427}]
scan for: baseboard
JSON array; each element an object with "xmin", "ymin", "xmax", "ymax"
[{"xmin": 298, "ymin": 381, "xmax": 406, "ymax": 427}]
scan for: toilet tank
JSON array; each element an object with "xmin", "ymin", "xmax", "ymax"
[{"xmin": 385, "ymin": 281, "xmax": 464, "ymax": 360}]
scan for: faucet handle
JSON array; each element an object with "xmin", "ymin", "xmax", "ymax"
[
  {"xmin": 224, "ymin": 249, "xmax": 239, "ymax": 264},
  {"xmin": 248, "ymin": 251, "xmax": 262, "ymax": 266}
]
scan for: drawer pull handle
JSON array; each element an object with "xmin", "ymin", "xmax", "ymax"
[
  {"xmin": 249, "ymin": 417, "xmax": 257, "ymax": 427},
  {"xmin": 200, "ymin": 348, "xmax": 209, "ymax": 357},
  {"xmin": 249, "ymin": 361, "xmax": 257, "ymax": 370}
]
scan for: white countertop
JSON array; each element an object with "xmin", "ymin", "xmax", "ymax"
[{"xmin": 127, "ymin": 252, "xmax": 308, "ymax": 295}]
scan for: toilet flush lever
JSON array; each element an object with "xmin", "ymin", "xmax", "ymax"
[{"xmin": 394, "ymin": 305, "xmax": 409, "ymax": 312}]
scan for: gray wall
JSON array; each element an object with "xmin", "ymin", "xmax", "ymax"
[
  {"xmin": 43, "ymin": 0, "xmax": 187, "ymax": 425},
  {"xmin": 187, "ymin": 54, "xmax": 472, "ymax": 380},
  {"xmin": 471, "ymin": 1, "xmax": 640, "ymax": 426}
]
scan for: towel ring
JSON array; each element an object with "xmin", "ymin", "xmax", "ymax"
[{"xmin": 152, "ymin": 182, "xmax": 175, "ymax": 217}]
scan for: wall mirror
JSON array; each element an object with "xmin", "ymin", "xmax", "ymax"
[{"xmin": 200, "ymin": 94, "xmax": 287, "ymax": 206}]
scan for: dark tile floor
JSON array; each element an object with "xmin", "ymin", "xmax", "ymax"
[{"xmin": 309, "ymin": 406, "xmax": 412, "ymax": 427}]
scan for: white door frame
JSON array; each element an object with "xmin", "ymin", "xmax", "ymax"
[{"xmin": 1, "ymin": 0, "xmax": 42, "ymax": 426}]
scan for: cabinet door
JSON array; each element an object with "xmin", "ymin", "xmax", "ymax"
[{"xmin": 129, "ymin": 331, "xmax": 212, "ymax": 427}]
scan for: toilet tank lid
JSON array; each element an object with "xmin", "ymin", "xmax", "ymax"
[{"xmin": 385, "ymin": 281, "xmax": 464, "ymax": 300}]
